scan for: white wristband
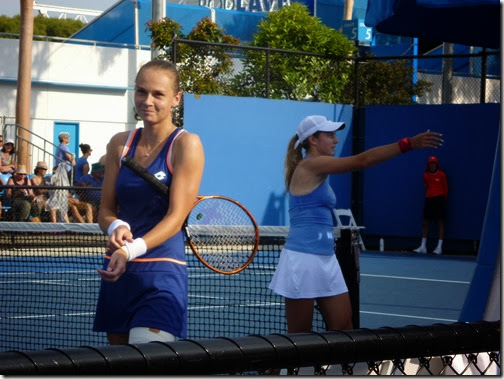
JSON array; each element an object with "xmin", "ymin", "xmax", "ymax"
[
  {"xmin": 121, "ymin": 238, "xmax": 147, "ymax": 261},
  {"xmin": 107, "ymin": 219, "xmax": 131, "ymax": 236}
]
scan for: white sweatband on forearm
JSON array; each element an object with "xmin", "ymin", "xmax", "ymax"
[
  {"xmin": 107, "ymin": 219, "xmax": 131, "ymax": 236},
  {"xmin": 120, "ymin": 238, "xmax": 147, "ymax": 261}
]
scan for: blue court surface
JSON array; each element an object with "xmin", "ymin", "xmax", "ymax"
[
  {"xmin": 358, "ymin": 250, "xmax": 476, "ymax": 329},
  {"xmin": 0, "ymin": 249, "xmax": 476, "ymax": 351}
]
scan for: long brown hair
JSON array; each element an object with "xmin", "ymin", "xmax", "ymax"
[
  {"xmin": 285, "ymin": 135, "xmax": 301, "ymax": 190},
  {"xmin": 284, "ymin": 131, "xmax": 322, "ymax": 190}
]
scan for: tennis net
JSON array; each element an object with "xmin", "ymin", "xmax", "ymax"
[{"xmin": 0, "ymin": 222, "xmax": 360, "ymax": 351}]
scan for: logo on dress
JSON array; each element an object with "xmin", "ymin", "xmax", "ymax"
[{"xmin": 154, "ymin": 171, "xmax": 167, "ymax": 181}]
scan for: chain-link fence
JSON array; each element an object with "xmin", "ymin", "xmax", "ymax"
[
  {"xmin": 169, "ymin": 38, "xmax": 500, "ymax": 108},
  {"xmin": 0, "ymin": 184, "xmax": 101, "ymax": 223}
]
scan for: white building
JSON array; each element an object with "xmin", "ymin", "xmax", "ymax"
[{"xmin": 0, "ymin": 37, "xmax": 150, "ymax": 170}]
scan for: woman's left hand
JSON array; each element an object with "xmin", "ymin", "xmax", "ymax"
[
  {"xmin": 97, "ymin": 249, "xmax": 127, "ymax": 282},
  {"xmin": 410, "ymin": 130, "xmax": 444, "ymax": 149}
]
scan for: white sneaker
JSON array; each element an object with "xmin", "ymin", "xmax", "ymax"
[
  {"xmin": 433, "ymin": 247, "xmax": 442, "ymax": 255},
  {"xmin": 414, "ymin": 246, "xmax": 427, "ymax": 254}
]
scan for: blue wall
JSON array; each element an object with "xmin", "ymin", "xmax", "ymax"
[
  {"xmin": 184, "ymin": 95, "xmax": 353, "ymax": 225},
  {"xmin": 185, "ymin": 95, "xmax": 500, "ymax": 244},
  {"xmin": 363, "ymin": 104, "xmax": 499, "ymax": 240}
]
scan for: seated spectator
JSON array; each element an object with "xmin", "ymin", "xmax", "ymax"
[
  {"xmin": 46, "ymin": 162, "xmax": 70, "ymax": 222},
  {"xmin": 75, "ymin": 162, "xmax": 103, "ymax": 222},
  {"xmin": 0, "ymin": 138, "xmax": 16, "ymax": 174},
  {"xmin": 31, "ymin": 161, "xmax": 50, "ymax": 220},
  {"xmin": 0, "ymin": 176, "xmax": 5, "ymax": 220},
  {"xmin": 7, "ymin": 165, "xmax": 40, "ymax": 222},
  {"xmin": 46, "ymin": 162, "xmax": 94, "ymax": 223},
  {"xmin": 68, "ymin": 194, "xmax": 94, "ymax": 223}
]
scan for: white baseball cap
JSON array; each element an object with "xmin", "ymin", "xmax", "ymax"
[{"xmin": 294, "ymin": 115, "xmax": 345, "ymax": 149}]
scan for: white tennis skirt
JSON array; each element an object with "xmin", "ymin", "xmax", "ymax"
[{"xmin": 268, "ymin": 248, "xmax": 348, "ymax": 299}]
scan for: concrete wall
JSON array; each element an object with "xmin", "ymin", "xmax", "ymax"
[{"xmin": 0, "ymin": 38, "xmax": 150, "ymax": 168}]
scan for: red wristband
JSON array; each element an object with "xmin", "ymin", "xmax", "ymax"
[{"xmin": 398, "ymin": 137, "xmax": 412, "ymax": 153}]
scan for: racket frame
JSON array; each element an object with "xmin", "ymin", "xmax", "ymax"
[{"xmin": 186, "ymin": 195, "xmax": 260, "ymax": 275}]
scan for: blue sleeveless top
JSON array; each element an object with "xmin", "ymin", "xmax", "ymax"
[
  {"xmin": 94, "ymin": 127, "xmax": 189, "ymax": 338},
  {"xmin": 284, "ymin": 179, "xmax": 336, "ymax": 256},
  {"xmin": 116, "ymin": 127, "xmax": 186, "ymax": 270}
]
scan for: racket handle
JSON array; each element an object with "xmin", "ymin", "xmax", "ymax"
[{"xmin": 121, "ymin": 155, "xmax": 170, "ymax": 196}]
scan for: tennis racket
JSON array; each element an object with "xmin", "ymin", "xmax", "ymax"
[{"xmin": 121, "ymin": 155, "xmax": 260, "ymax": 274}]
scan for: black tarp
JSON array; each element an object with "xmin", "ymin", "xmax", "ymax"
[{"xmin": 365, "ymin": 0, "xmax": 500, "ymax": 48}]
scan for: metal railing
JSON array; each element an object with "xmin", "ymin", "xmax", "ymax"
[
  {"xmin": 0, "ymin": 32, "xmax": 151, "ymax": 50},
  {"xmin": 1, "ymin": 122, "xmax": 74, "ymax": 181}
]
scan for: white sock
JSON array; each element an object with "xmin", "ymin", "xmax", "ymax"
[
  {"xmin": 437, "ymin": 240, "xmax": 443, "ymax": 249},
  {"xmin": 420, "ymin": 238, "xmax": 427, "ymax": 248}
]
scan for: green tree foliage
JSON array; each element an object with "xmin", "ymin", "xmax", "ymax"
[
  {"xmin": 148, "ymin": 17, "xmax": 239, "ymax": 125},
  {"xmin": 0, "ymin": 15, "xmax": 20, "ymax": 34},
  {"xmin": 148, "ymin": 5, "xmax": 431, "ymax": 106},
  {"xmin": 342, "ymin": 58, "xmax": 432, "ymax": 105},
  {"xmin": 36, "ymin": 15, "xmax": 85, "ymax": 38},
  {"xmin": 149, "ymin": 17, "xmax": 239, "ymax": 95},
  {"xmin": 231, "ymin": 3, "xmax": 356, "ymax": 102},
  {"xmin": 0, "ymin": 15, "xmax": 84, "ymax": 38},
  {"xmin": 147, "ymin": 16, "xmax": 184, "ymax": 52}
]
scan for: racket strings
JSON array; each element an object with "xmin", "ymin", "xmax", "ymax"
[{"xmin": 187, "ymin": 198, "xmax": 258, "ymax": 273}]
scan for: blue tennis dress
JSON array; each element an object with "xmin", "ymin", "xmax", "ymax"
[
  {"xmin": 93, "ymin": 127, "xmax": 188, "ymax": 338},
  {"xmin": 269, "ymin": 179, "xmax": 348, "ymax": 298}
]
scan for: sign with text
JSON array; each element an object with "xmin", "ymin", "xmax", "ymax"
[
  {"xmin": 342, "ymin": 19, "xmax": 373, "ymax": 44},
  {"xmin": 199, "ymin": 0, "xmax": 291, "ymax": 12}
]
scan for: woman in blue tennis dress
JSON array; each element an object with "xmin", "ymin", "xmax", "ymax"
[
  {"xmin": 93, "ymin": 60, "xmax": 204, "ymax": 345},
  {"xmin": 269, "ymin": 115, "xmax": 443, "ymax": 333}
]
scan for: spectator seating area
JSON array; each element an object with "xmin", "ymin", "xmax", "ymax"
[{"xmin": 0, "ymin": 172, "xmax": 101, "ymax": 223}]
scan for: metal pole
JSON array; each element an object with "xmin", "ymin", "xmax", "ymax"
[
  {"xmin": 480, "ymin": 48, "xmax": 487, "ymax": 104},
  {"xmin": 412, "ymin": 38, "xmax": 418, "ymax": 103},
  {"xmin": 441, "ymin": 42, "xmax": 453, "ymax": 104},
  {"xmin": 134, "ymin": 0, "xmax": 139, "ymax": 47},
  {"xmin": 343, "ymin": 0, "xmax": 353, "ymax": 20},
  {"xmin": 151, "ymin": 0, "xmax": 165, "ymax": 59}
]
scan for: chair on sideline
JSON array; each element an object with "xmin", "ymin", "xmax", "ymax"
[{"xmin": 333, "ymin": 208, "xmax": 366, "ymax": 251}]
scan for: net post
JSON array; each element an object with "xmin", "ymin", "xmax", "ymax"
[{"xmin": 335, "ymin": 228, "xmax": 360, "ymax": 329}]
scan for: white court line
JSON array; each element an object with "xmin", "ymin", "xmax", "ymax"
[
  {"xmin": 360, "ymin": 310, "xmax": 457, "ymax": 323},
  {"xmin": 0, "ymin": 278, "xmax": 98, "ymax": 285},
  {"xmin": 189, "ymin": 302, "xmax": 281, "ymax": 310},
  {"xmin": 0, "ymin": 269, "xmax": 94, "ymax": 276},
  {"xmin": 4, "ymin": 312, "xmax": 95, "ymax": 320},
  {"xmin": 361, "ymin": 273, "xmax": 470, "ymax": 284},
  {"xmin": 2, "ymin": 302, "xmax": 283, "ymax": 321}
]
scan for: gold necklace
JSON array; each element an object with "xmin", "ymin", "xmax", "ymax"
[{"xmin": 144, "ymin": 138, "xmax": 164, "ymax": 157}]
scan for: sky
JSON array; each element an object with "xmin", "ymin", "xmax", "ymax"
[{"xmin": 0, "ymin": 0, "xmax": 119, "ymax": 18}]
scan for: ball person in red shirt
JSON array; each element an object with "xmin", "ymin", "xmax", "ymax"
[{"xmin": 414, "ymin": 156, "xmax": 448, "ymax": 254}]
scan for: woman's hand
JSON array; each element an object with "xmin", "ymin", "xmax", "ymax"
[
  {"xmin": 97, "ymin": 249, "xmax": 128, "ymax": 282},
  {"xmin": 410, "ymin": 130, "xmax": 444, "ymax": 150},
  {"xmin": 106, "ymin": 225, "xmax": 133, "ymax": 252}
]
